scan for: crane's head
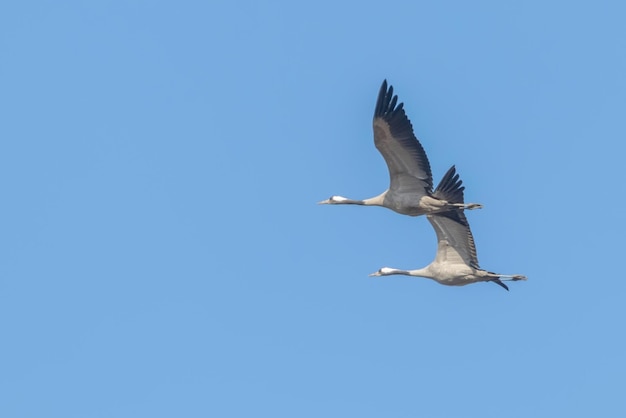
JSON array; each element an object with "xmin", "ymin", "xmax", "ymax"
[
  {"xmin": 369, "ymin": 267, "xmax": 396, "ymax": 277},
  {"xmin": 317, "ymin": 195, "xmax": 349, "ymax": 205}
]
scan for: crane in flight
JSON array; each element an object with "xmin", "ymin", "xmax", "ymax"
[
  {"xmin": 319, "ymin": 80, "xmax": 482, "ymax": 216},
  {"xmin": 369, "ymin": 167, "xmax": 527, "ymax": 291}
]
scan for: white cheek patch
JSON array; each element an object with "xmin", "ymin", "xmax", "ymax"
[
  {"xmin": 380, "ymin": 267, "xmax": 394, "ymax": 274},
  {"xmin": 332, "ymin": 196, "xmax": 348, "ymax": 202}
]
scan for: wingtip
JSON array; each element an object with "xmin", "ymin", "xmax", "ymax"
[
  {"xmin": 374, "ymin": 79, "xmax": 399, "ymax": 119},
  {"xmin": 379, "ymin": 79, "xmax": 389, "ymax": 96}
]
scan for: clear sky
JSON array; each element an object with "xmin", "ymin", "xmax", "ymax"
[{"xmin": 1, "ymin": 1, "xmax": 625, "ymax": 417}]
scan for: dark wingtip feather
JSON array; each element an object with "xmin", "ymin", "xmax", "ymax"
[
  {"xmin": 433, "ymin": 165, "xmax": 465, "ymax": 204},
  {"xmin": 374, "ymin": 80, "xmax": 389, "ymax": 119},
  {"xmin": 389, "ymin": 95, "xmax": 398, "ymax": 112},
  {"xmin": 374, "ymin": 80, "xmax": 402, "ymax": 120}
]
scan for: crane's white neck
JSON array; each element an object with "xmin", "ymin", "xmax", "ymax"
[
  {"xmin": 328, "ymin": 192, "xmax": 385, "ymax": 206},
  {"xmin": 377, "ymin": 267, "xmax": 432, "ymax": 278}
]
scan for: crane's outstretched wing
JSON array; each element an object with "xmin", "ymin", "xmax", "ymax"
[
  {"xmin": 427, "ymin": 213, "xmax": 479, "ymax": 268},
  {"xmin": 373, "ymin": 80, "xmax": 433, "ymax": 197},
  {"xmin": 431, "ymin": 167, "xmax": 509, "ymax": 290},
  {"xmin": 428, "ymin": 166, "xmax": 479, "ymax": 267}
]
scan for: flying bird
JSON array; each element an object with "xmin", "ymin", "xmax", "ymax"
[
  {"xmin": 369, "ymin": 167, "xmax": 527, "ymax": 291},
  {"xmin": 319, "ymin": 79, "xmax": 482, "ymax": 216}
]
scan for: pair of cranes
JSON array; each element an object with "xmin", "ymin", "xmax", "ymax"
[{"xmin": 319, "ymin": 80, "xmax": 526, "ymax": 291}]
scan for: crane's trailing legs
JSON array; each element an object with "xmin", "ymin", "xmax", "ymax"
[
  {"xmin": 451, "ymin": 202, "xmax": 483, "ymax": 210},
  {"xmin": 491, "ymin": 275, "xmax": 527, "ymax": 291},
  {"xmin": 496, "ymin": 274, "xmax": 527, "ymax": 281}
]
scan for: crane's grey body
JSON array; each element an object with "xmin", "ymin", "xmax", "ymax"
[
  {"xmin": 370, "ymin": 169, "xmax": 527, "ymax": 291},
  {"xmin": 319, "ymin": 80, "xmax": 482, "ymax": 216}
]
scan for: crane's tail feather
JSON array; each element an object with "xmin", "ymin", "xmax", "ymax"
[{"xmin": 492, "ymin": 279, "xmax": 509, "ymax": 291}]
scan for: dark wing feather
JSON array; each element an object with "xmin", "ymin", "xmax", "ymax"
[
  {"xmin": 433, "ymin": 165, "xmax": 465, "ymax": 204},
  {"xmin": 372, "ymin": 80, "xmax": 433, "ymax": 196}
]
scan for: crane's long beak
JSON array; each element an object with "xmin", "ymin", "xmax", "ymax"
[
  {"xmin": 369, "ymin": 271, "xmax": 382, "ymax": 277},
  {"xmin": 317, "ymin": 199, "xmax": 331, "ymax": 204}
]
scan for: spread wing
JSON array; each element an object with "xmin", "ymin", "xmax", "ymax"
[
  {"xmin": 373, "ymin": 80, "xmax": 433, "ymax": 197},
  {"xmin": 427, "ymin": 213, "xmax": 479, "ymax": 268},
  {"xmin": 428, "ymin": 166, "xmax": 479, "ymax": 267}
]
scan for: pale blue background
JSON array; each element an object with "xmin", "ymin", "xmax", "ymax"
[{"xmin": 1, "ymin": 1, "xmax": 625, "ymax": 417}]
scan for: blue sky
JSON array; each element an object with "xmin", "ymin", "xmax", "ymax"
[{"xmin": 1, "ymin": 1, "xmax": 625, "ymax": 417}]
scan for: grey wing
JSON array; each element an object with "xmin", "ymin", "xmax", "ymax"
[
  {"xmin": 427, "ymin": 212, "xmax": 479, "ymax": 268},
  {"xmin": 429, "ymin": 165, "xmax": 479, "ymax": 267},
  {"xmin": 373, "ymin": 80, "xmax": 433, "ymax": 196}
]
